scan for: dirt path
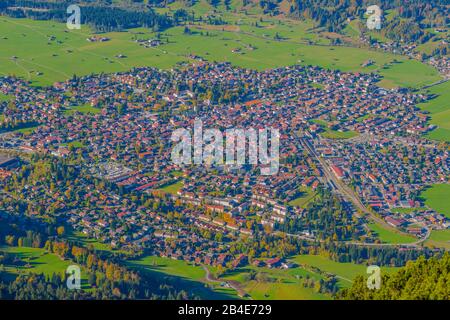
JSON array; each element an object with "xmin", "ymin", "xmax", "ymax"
[{"xmin": 202, "ymin": 265, "xmax": 250, "ymax": 299}]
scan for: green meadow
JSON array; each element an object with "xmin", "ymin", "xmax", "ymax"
[
  {"xmin": 288, "ymin": 187, "xmax": 317, "ymax": 207},
  {"xmin": 64, "ymin": 104, "xmax": 102, "ymax": 115},
  {"xmin": 321, "ymin": 129, "xmax": 358, "ymax": 139},
  {"xmin": 0, "ymin": 15, "xmax": 441, "ymax": 88},
  {"xmin": 126, "ymin": 255, "xmax": 239, "ymax": 299},
  {"xmin": 375, "ymin": 59, "xmax": 440, "ymax": 89},
  {"xmin": 65, "ymin": 141, "xmax": 85, "ymax": 148},
  {"xmin": 221, "ymin": 263, "xmax": 329, "ymax": 300},
  {"xmin": 292, "ymin": 254, "xmax": 399, "ymax": 287},
  {"xmin": 426, "ymin": 229, "xmax": 450, "ymax": 249},
  {"xmin": 13, "ymin": 124, "xmax": 40, "ymax": 134},
  {"xmin": 66, "ymin": 231, "xmax": 118, "ymax": 253},
  {"xmin": 0, "ymin": 245, "xmax": 91, "ymax": 290},
  {"xmin": 391, "ymin": 207, "xmax": 426, "ymax": 214},
  {"xmin": 418, "ymin": 81, "xmax": 450, "ymax": 142},
  {"xmin": 157, "ymin": 181, "xmax": 184, "ymax": 195},
  {"xmin": 220, "ymin": 254, "xmax": 399, "ymax": 299},
  {"xmin": 0, "ymin": 17, "xmax": 184, "ymax": 86},
  {"xmin": 1, "ymin": 246, "xmax": 71, "ymax": 276},
  {"xmin": 428, "ymin": 229, "xmax": 450, "ymax": 243},
  {"xmin": 368, "ymin": 223, "xmax": 417, "ymax": 244},
  {"xmin": 421, "ymin": 184, "xmax": 450, "ymax": 219},
  {"xmin": 235, "ymin": 279, "xmax": 328, "ymax": 300},
  {"xmin": 128, "ymin": 253, "xmax": 380, "ymax": 300},
  {"xmin": 0, "ymin": 93, "xmax": 12, "ymax": 102},
  {"xmin": 312, "ymin": 119, "xmax": 359, "ymax": 139}
]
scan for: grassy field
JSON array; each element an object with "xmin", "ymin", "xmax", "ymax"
[
  {"xmin": 0, "ymin": 17, "xmax": 184, "ymax": 86},
  {"xmin": 376, "ymin": 59, "xmax": 440, "ymax": 89},
  {"xmin": 321, "ymin": 129, "xmax": 358, "ymax": 139},
  {"xmin": 0, "ymin": 245, "xmax": 91, "ymax": 289},
  {"xmin": 425, "ymin": 229, "xmax": 450, "ymax": 249},
  {"xmin": 418, "ymin": 81, "xmax": 450, "ymax": 142},
  {"xmin": 128, "ymin": 254, "xmax": 330, "ymax": 300},
  {"xmin": 64, "ymin": 104, "xmax": 102, "ymax": 115},
  {"xmin": 292, "ymin": 254, "xmax": 398, "ymax": 287},
  {"xmin": 1, "ymin": 246, "xmax": 72, "ymax": 276},
  {"xmin": 312, "ymin": 119, "xmax": 359, "ymax": 139},
  {"xmin": 421, "ymin": 184, "xmax": 450, "ymax": 219},
  {"xmin": 428, "ymin": 229, "xmax": 450, "ymax": 243},
  {"xmin": 391, "ymin": 207, "xmax": 426, "ymax": 214},
  {"xmin": 220, "ymin": 254, "xmax": 399, "ymax": 299},
  {"xmin": 288, "ymin": 187, "xmax": 316, "ymax": 207},
  {"xmin": 368, "ymin": 223, "xmax": 417, "ymax": 244},
  {"xmin": 66, "ymin": 231, "xmax": 117, "ymax": 253},
  {"xmin": 129, "ymin": 255, "xmax": 206, "ymax": 279},
  {"xmin": 126, "ymin": 255, "xmax": 239, "ymax": 299},
  {"xmin": 64, "ymin": 141, "xmax": 85, "ymax": 148},
  {"xmin": 221, "ymin": 263, "xmax": 329, "ymax": 300},
  {"xmin": 65, "ymin": 230, "xmax": 134, "ymax": 256},
  {"xmin": 235, "ymin": 280, "xmax": 328, "ymax": 300},
  {"xmin": 157, "ymin": 181, "xmax": 184, "ymax": 195},
  {"xmin": 13, "ymin": 124, "xmax": 40, "ymax": 134},
  {"xmin": 0, "ymin": 93, "xmax": 12, "ymax": 102},
  {"xmin": 0, "ymin": 16, "xmax": 441, "ymax": 89},
  {"xmin": 170, "ymin": 170, "xmax": 184, "ymax": 177},
  {"xmin": 127, "ymin": 253, "xmax": 359, "ymax": 300}
]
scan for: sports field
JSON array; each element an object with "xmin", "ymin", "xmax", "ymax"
[{"xmin": 157, "ymin": 181, "xmax": 184, "ymax": 195}]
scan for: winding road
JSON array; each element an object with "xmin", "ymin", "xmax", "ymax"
[{"xmin": 202, "ymin": 265, "xmax": 250, "ymax": 299}]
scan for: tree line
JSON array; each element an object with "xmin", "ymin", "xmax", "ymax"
[
  {"xmin": 0, "ymin": 0, "xmax": 173, "ymax": 32},
  {"xmin": 281, "ymin": 0, "xmax": 448, "ymax": 44},
  {"xmin": 338, "ymin": 253, "xmax": 450, "ymax": 299},
  {"xmin": 0, "ymin": 216, "xmax": 198, "ymax": 300}
]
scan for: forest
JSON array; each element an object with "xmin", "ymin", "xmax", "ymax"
[
  {"xmin": 287, "ymin": 0, "xmax": 448, "ymax": 43},
  {"xmin": 0, "ymin": 215, "xmax": 198, "ymax": 300},
  {"xmin": 0, "ymin": 0, "xmax": 174, "ymax": 32},
  {"xmin": 339, "ymin": 253, "xmax": 450, "ymax": 300}
]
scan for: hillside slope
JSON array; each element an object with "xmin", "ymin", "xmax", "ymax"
[{"xmin": 338, "ymin": 253, "xmax": 450, "ymax": 300}]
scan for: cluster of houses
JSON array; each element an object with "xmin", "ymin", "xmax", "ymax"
[
  {"xmin": 135, "ymin": 38, "xmax": 161, "ymax": 48},
  {"xmin": 0, "ymin": 61, "xmax": 448, "ymax": 262},
  {"xmin": 359, "ymin": 33, "xmax": 449, "ymax": 79},
  {"xmin": 314, "ymin": 135, "xmax": 449, "ymax": 235},
  {"xmin": 86, "ymin": 36, "xmax": 110, "ymax": 42}
]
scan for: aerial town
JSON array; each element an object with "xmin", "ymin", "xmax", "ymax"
[{"xmin": 0, "ymin": 62, "xmax": 448, "ymax": 269}]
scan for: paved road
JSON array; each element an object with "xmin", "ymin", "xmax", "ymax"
[
  {"xmin": 297, "ymin": 135, "xmax": 367, "ymax": 217},
  {"xmin": 295, "ymin": 133, "xmax": 430, "ymax": 247}
]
